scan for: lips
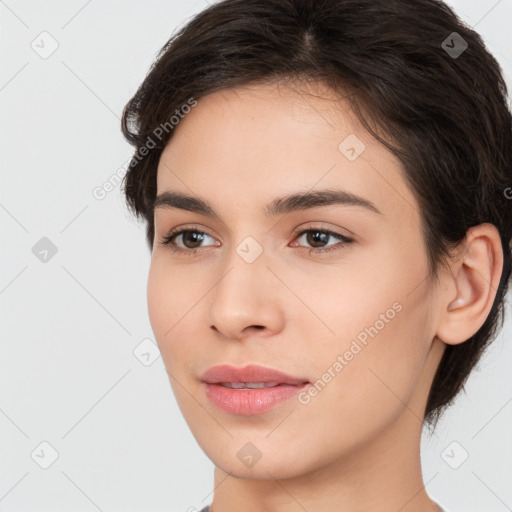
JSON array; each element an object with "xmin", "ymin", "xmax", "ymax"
[
  {"xmin": 200, "ymin": 364, "xmax": 310, "ymax": 415},
  {"xmin": 200, "ymin": 364, "xmax": 309, "ymax": 386}
]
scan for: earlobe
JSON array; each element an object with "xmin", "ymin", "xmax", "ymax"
[{"xmin": 436, "ymin": 223, "xmax": 503, "ymax": 346}]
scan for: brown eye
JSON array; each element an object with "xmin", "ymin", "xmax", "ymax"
[
  {"xmin": 303, "ymin": 230, "xmax": 331, "ymax": 248},
  {"xmin": 159, "ymin": 228, "xmax": 219, "ymax": 255},
  {"xmin": 294, "ymin": 228, "xmax": 354, "ymax": 254},
  {"xmin": 176, "ymin": 230, "xmax": 207, "ymax": 249}
]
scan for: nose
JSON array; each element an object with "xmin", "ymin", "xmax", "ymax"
[{"xmin": 208, "ymin": 249, "xmax": 285, "ymax": 341}]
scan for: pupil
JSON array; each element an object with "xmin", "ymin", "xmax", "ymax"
[
  {"xmin": 184, "ymin": 231, "xmax": 203, "ymax": 248},
  {"xmin": 308, "ymin": 231, "xmax": 327, "ymax": 247}
]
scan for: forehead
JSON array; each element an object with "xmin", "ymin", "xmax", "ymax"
[{"xmin": 154, "ymin": 81, "xmax": 418, "ymax": 223}]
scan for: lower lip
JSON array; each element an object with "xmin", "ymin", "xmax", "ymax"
[{"xmin": 203, "ymin": 382, "xmax": 309, "ymax": 415}]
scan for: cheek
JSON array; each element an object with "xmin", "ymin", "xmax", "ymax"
[
  {"xmin": 302, "ymin": 246, "xmax": 432, "ymax": 414},
  {"xmin": 146, "ymin": 257, "xmax": 209, "ymax": 378},
  {"xmin": 296, "ymin": 299, "xmax": 432, "ymax": 451},
  {"xmin": 147, "ymin": 255, "xmax": 202, "ymax": 336},
  {"xmin": 146, "ymin": 261, "xmax": 170, "ymax": 339},
  {"xmin": 146, "ymin": 259, "xmax": 189, "ymax": 356},
  {"xmin": 348, "ymin": 288, "xmax": 432, "ymax": 417}
]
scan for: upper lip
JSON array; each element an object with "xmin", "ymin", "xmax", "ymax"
[{"xmin": 200, "ymin": 364, "xmax": 309, "ymax": 385}]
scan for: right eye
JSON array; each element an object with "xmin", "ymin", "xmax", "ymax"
[{"xmin": 159, "ymin": 227, "xmax": 219, "ymax": 255}]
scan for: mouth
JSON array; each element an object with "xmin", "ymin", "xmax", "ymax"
[{"xmin": 200, "ymin": 364, "xmax": 310, "ymax": 415}]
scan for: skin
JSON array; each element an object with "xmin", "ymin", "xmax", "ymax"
[{"xmin": 147, "ymin": 80, "xmax": 503, "ymax": 512}]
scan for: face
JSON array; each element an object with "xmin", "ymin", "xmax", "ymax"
[{"xmin": 147, "ymin": 81, "xmax": 443, "ymax": 479}]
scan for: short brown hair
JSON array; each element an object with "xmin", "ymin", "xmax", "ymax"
[{"xmin": 121, "ymin": 0, "xmax": 512, "ymax": 427}]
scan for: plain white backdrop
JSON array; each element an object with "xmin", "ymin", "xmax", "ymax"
[{"xmin": 1, "ymin": 1, "xmax": 511, "ymax": 511}]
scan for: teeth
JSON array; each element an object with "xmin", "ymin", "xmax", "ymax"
[{"xmin": 219, "ymin": 382, "xmax": 281, "ymax": 389}]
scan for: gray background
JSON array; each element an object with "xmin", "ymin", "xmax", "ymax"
[{"xmin": 1, "ymin": 1, "xmax": 511, "ymax": 511}]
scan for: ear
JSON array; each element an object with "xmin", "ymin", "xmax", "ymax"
[{"xmin": 436, "ymin": 223, "xmax": 504, "ymax": 345}]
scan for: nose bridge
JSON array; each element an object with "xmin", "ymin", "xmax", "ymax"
[
  {"xmin": 208, "ymin": 233, "xmax": 283, "ymax": 337},
  {"xmin": 214, "ymin": 234, "xmax": 269, "ymax": 305}
]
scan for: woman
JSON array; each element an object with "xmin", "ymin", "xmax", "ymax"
[{"xmin": 120, "ymin": 0, "xmax": 512, "ymax": 510}]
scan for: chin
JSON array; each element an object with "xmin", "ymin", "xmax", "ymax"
[{"xmin": 202, "ymin": 439, "xmax": 320, "ymax": 481}]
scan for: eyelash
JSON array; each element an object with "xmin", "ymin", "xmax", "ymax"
[{"xmin": 158, "ymin": 225, "xmax": 354, "ymax": 257}]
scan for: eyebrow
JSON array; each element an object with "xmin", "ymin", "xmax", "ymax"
[{"xmin": 151, "ymin": 189, "xmax": 382, "ymax": 218}]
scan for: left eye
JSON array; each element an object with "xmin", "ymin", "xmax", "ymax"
[{"xmin": 292, "ymin": 228, "xmax": 354, "ymax": 254}]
